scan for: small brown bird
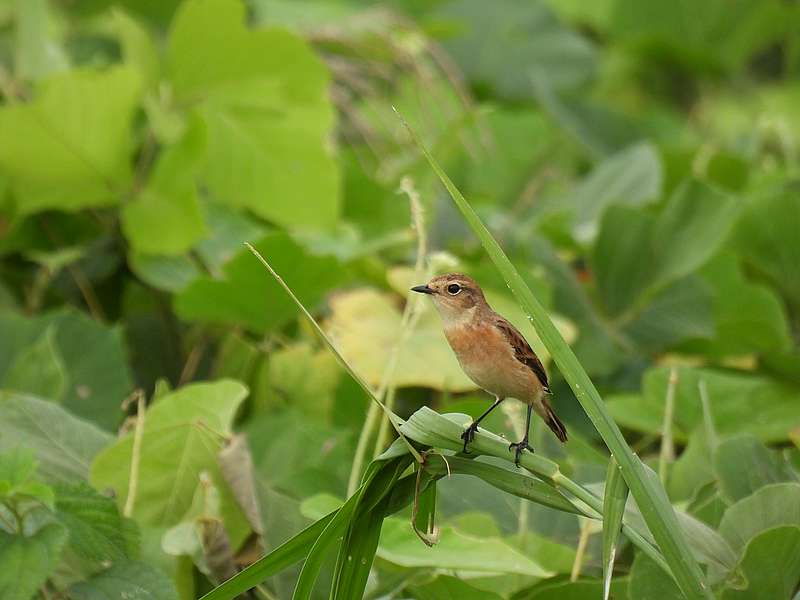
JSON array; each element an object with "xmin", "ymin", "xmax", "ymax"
[{"xmin": 412, "ymin": 273, "xmax": 567, "ymax": 465}]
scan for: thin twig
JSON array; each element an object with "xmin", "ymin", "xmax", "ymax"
[
  {"xmin": 373, "ymin": 176, "xmax": 430, "ymax": 455},
  {"xmin": 570, "ymin": 517, "xmax": 592, "ymax": 582},
  {"xmin": 698, "ymin": 379, "xmax": 718, "ymax": 451},
  {"xmin": 350, "ymin": 177, "xmax": 429, "ymax": 493},
  {"xmin": 124, "ymin": 390, "xmax": 146, "ymax": 518},
  {"xmin": 659, "ymin": 367, "xmax": 678, "ymax": 486}
]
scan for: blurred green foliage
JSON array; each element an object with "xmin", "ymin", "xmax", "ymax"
[{"xmin": 1, "ymin": 0, "xmax": 800, "ymax": 598}]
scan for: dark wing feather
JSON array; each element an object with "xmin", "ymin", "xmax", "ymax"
[{"xmin": 494, "ymin": 316, "xmax": 550, "ymax": 392}]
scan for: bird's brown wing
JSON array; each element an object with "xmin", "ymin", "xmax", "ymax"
[{"xmin": 494, "ymin": 316, "xmax": 550, "ymax": 392}]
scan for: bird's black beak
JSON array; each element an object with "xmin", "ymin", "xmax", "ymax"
[{"xmin": 411, "ymin": 284, "xmax": 434, "ymax": 295}]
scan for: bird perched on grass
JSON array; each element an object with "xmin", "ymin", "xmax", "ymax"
[{"xmin": 411, "ymin": 273, "xmax": 567, "ymax": 465}]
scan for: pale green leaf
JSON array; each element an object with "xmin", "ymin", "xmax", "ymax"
[
  {"xmin": 122, "ymin": 117, "xmax": 207, "ymax": 255},
  {"xmin": 167, "ymin": 0, "xmax": 339, "ymax": 228},
  {"xmin": 90, "ymin": 381, "xmax": 251, "ymax": 547},
  {"xmin": 0, "ymin": 67, "xmax": 141, "ymax": 215}
]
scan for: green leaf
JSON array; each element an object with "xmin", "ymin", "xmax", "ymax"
[
  {"xmin": 602, "ymin": 457, "xmax": 628, "ymax": 600},
  {"xmin": 690, "ymin": 252, "xmax": 792, "ymax": 357},
  {"xmin": 733, "ymin": 185, "xmax": 800, "ymax": 312},
  {"xmin": 378, "ymin": 518, "xmax": 553, "ymax": 577},
  {"xmin": 629, "ymin": 552, "xmax": 683, "ymax": 600},
  {"xmin": 167, "ymin": 0, "xmax": 339, "ymax": 229},
  {"xmin": 122, "ymin": 117, "xmax": 208, "ymax": 256},
  {"xmin": 408, "ymin": 575, "xmax": 503, "ymax": 600},
  {"xmin": 55, "ymin": 481, "xmax": 134, "ymax": 563},
  {"xmin": 592, "ymin": 205, "xmax": 657, "ymax": 316},
  {"xmin": 434, "ymin": 0, "xmax": 596, "ymax": 100},
  {"xmin": 592, "ymin": 179, "xmax": 739, "ymax": 317},
  {"xmin": 714, "ymin": 434, "xmax": 798, "ymax": 503},
  {"xmin": 609, "ymin": 0, "xmax": 790, "ymax": 72},
  {"xmin": 607, "ymin": 366, "xmax": 800, "ymax": 443},
  {"xmin": 113, "ymin": 9, "xmax": 160, "ymax": 91},
  {"xmin": 0, "ymin": 448, "xmax": 54, "ymax": 508},
  {"xmin": 514, "ymin": 576, "xmax": 630, "ymax": 600},
  {"xmin": 175, "ymin": 233, "xmax": 344, "ymax": 333},
  {"xmin": 720, "ymin": 526, "xmax": 800, "ymax": 600},
  {"xmin": 0, "ymin": 393, "xmax": 112, "ymax": 483},
  {"xmin": 69, "ymin": 560, "xmax": 179, "ymax": 600},
  {"xmin": 400, "ymin": 113, "xmax": 713, "ymax": 599},
  {"xmin": 90, "ymin": 381, "xmax": 251, "ymax": 547},
  {"xmin": 2, "ymin": 326, "xmax": 66, "ymax": 400},
  {"xmin": 532, "ymin": 82, "xmax": 643, "ymax": 157},
  {"xmin": 0, "ymin": 67, "xmax": 141, "ymax": 215},
  {"xmin": 128, "ymin": 253, "xmax": 202, "ymax": 293},
  {"xmin": 718, "ymin": 483, "xmax": 800, "ymax": 557},
  {"xmin": 653, "ymin": 179, "xmax": 741, "ymax": 284},
  {"xmin": 0, "ymin": 309, "xmax": 134, "ymax": 430},
  {"xmin": 564, "ymin": 142, "xmax": 662, "ymax": 243},
  {"xmin": 0, "ymin": 523, "xmax": 68, "ymax": 600},
  {"xmin": 14, "ymin": 0, "xmax": 69, "ymax": 81}
]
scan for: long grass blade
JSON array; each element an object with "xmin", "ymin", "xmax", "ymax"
[
  {"xmin": 245, "ymin": 243, "xmax": 422, "ymax": 463},
  {"xmin": 199, "ymin": 511, "xmax": 335, "ymax": 600},
  {"xmin": 602, "ymin": 456, "xmax": 629, "ymax": 600},
  {"xmin": 396, "ymin": 110, "xmax": 713, "ymax": 600}
]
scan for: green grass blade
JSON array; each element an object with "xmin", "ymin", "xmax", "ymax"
[
  {"xmin": 423, "ymin": 454, "xmax": 581, "ymax": 515},
  {"xmin": 199, "ymin": 511, "xmax": 335, "ymax": 600},
  {"xmin": 245, "ymin": 243, "xmax": 422, "ymax": 463},
  {"xmin": 602, "ymin": 457, "xmax": 629, "ymax": 600},
  {"xmin": 397, "ymin": 111, "xmax": 712, "ymax": 600},
  {"xmin": 329, "ymin": 456, "xmax": 412, "ymax": 600}
]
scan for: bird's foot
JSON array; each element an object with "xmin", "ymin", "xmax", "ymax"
[
  {"xmin": 508, "ymin": 438, "xmax": 534, "ymax": 467},
  {"xmin": 460, "ymin": 423, "xmax": 478, "ymax": 454}
]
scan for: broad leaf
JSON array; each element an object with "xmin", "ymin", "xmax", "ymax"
[
  {"xmin": 720, "ymin": 526, "xmax": 800, "ymax": 600},
  {"xmin": 0, "ymin": 393, "xmax": 112, "ymax": 483},
  {"xmin": 0, "ymin": 523, "xmax": 67, "ymax": 600},
  {"xmin": 90, "ymin": 380, "xmax": 251, "ymax": 547},
  {"xmin": 175, "ymin": 233, "xmax": 344, "ymax": 333},
  {"xmin": 434, "ymin": 0, "xmax": 596, "ymax": 100},
  {"xmin": 69, "ymin": 560, "xmax": 179, "ymax": 600},
  {"xmin": 122, "ymin": 117, "xmax": 207, "ymax": 256},
  {"xmin": 0, "ymin": 67, "xmax": 141, "ymax": 215},
  {"xmin": 0, "ymin": 309, "xmax": 134, "ymax": 430},
  {"xmin": 167, "ymin": 0, "xmax": 339, "ymax": 228},
  {"xmin": 713, "ymin": 434, "xmax": 797, "ymax": 503},
  {"xmin": 55, "ymin": 481, "xmax": 135, "ymax": 563},
  {"xmin": 718, "ymin": 483, "xmax": 800, "ymax": 556},
  {"xmin": 607, "ymin": 366, "xmax": 800, "ymax": 443},
  {"xmin": 379, "ymin": 519, "xmax": 553, "ymax": 577}
]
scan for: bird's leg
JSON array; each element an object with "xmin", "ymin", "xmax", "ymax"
[
  {"xmin": 509, "ymin": 404, "xmax": 534, "ymax": 466},
  {"xmin": 461, "ymin": 396, "xmax": 504, "ymax": 453}
]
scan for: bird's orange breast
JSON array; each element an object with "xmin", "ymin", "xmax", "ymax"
[{"xmin": 444, "ymin": 322, "xmax": 543, "ymax": 403}]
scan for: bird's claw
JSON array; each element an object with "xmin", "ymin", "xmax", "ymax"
[
  {"xmin": 508, "ymin": 439, "xmax": 534, "ymax": 467},
  {"xmin": 460, "ymin": 423, "xmax": 478, "ymax": 454}
]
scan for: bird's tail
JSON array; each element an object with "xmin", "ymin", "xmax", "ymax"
[{"xmin": 543, "ymin": 400, "xmax": 568, "ymax": 443}]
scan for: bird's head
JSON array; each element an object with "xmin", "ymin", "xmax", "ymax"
[{"xmin": 411, "ymin": 273, "xmax": 487, "ymax": 325}]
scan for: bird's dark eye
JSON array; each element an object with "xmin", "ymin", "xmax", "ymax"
[{"xmin": 447, "ymin": 283, "xmax": 461, "ymax": 295}]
